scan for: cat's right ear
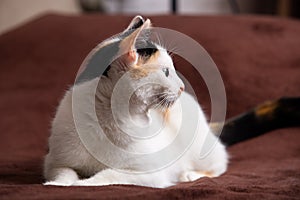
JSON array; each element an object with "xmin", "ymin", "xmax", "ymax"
[{"xmin": 124, "ymin": 15, "xmax": 145, "ymax": 32}]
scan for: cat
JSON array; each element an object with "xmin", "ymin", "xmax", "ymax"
[{"xmin": 43, "ymin": 15, "xmax": 228, "ymax": 188}]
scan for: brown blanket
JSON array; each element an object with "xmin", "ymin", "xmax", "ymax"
[{"xmin": 0, "ymin": 14, "xmax": 299, "ymax": 199}]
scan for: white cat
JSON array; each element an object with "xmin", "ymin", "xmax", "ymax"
[{"xmin": 44, "ymin": 16, "xmax": 228, "ymax": 188}]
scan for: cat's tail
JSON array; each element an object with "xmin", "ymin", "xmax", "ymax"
[{"xmin": 210, "ymin": 97, "xmax": 300, "ymax": 146}]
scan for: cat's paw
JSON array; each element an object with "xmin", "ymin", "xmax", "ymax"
[
  {"xmin": 72, "ymin": 179, "xmax": 112, "ymax": 186},
  {"xmin": 179, "ymin": 171, "xmax": 210, "ymax": 182},
  {"xmin": 43, "ymin": 181, "xmax": 73, "ymax": 186}
]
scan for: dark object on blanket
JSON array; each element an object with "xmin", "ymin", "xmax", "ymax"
[{"xmin": 211, "ymin": 97, "xmax": 300, "ymax": 146}]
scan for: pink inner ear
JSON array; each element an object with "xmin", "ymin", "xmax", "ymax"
[{"xmin": 128, "ymin": 50, "xmax": 137, "ymax": 63}]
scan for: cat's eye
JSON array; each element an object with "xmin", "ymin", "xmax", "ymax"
[{"xmin": 162, "ymin": 68, "xmax": 169, "ymax": 77}]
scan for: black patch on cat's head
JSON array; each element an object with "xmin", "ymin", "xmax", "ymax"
[{"xmin": 136, "ymin": 41, "xmax": 158, "ymax": 59}]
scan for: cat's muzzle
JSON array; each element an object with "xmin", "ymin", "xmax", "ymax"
[{"xmin": 154, "ymin": 93, "xmax": 178, "ymax": 109}]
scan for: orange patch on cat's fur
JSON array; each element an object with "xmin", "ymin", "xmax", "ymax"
[
  {"xmin": 137, "ymin": 49, "xmax": 160, "ymax": 65},
  {"xmin": 130, "ymin": 50, "xmax": 161, "ymax": 79},
  {"xmin": 200, "ymin": 171, "xmax": 213, "ymax": 177},
  {"xmin": 162, "ymin": 108, "xmax": 178, "ymax": 135},
  {"xmin": 163, "ymin": 108, "xmax": 170, "ymax": 124},
  {"xmin": 130, "ymin": 67, "xmax": 158, "ymax": 79}
]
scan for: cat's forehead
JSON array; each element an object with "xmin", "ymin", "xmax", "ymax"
[
  {"xmin": 156, "ymin": 48, "xmax": 173, "ymax": 68},
  {"xmin": 142, "ymin": 46, "xmax": 173, "ymax": 69},
  {"xmin": 136, "ymin": 51, "xmax": 172, "ymax": 68}
]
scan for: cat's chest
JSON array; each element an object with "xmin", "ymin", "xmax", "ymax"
[{"xmin": 128, "ymin": 102, "xmax": 182, "ymax": 153}]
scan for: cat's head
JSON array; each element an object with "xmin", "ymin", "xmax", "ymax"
[{"xmin": 103, "ymin": 16, "xmax": 185, "ymax": 111}]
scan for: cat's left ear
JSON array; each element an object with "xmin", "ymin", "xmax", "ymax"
[
  {"xmin": 124, "ymin": 15, "xmax": 145, "ymax": 32},
  {"xmin": 119, "ymin": 19, "xmax": 151, "ymax": 65}
]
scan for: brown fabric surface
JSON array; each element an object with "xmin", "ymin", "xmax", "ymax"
[{"xmin": 0, "ymin": 14, "xmax": 299, "ymax": 199}]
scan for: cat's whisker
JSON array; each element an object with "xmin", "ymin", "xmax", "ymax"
[
  {"xmin": 148, "ymin": 91, "xmax": 179, "ymax": 110},
  {"xmin": 153, "ymin": 100, "xmax": 163, "ymax": 110},
  {"xmin": 154, "ymin": 32, "xmax": 163, "ymax": 48},
  {"xmin": 148, "ymin": 92, "xmax": 169, "ymax": 98},
  {"xmin": 168, "ymin": 48, "xmax": 179, "ymax": 56},
  {"xmin": 168, "ymin": 51, "xmax": 175, "ymax": 58},
  {"xmin": 147, "ymin": 94, "xmax": 169, "ymax": 107},
  {"xmin": 158, "ymin": 37, "xmax": 170, "ymax": 52},
  {"xmin": 161, "ymin": 39, "xmax": 180, "ymax": 55},
  {"xmin": 156, "ymin": 96, "xmax": 169, "ymax": 110},
  {"xmin": 162, "ymin": 98, "xmax": 170, "ymax": 110},
  {"xmin": 149, "ymin": 95, "xmax": 164, "ymax": 108},
  {"xmin": 153, "ymin": 33, "xmax": 180, "ymax": 56}
]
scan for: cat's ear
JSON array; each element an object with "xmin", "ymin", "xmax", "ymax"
[
  {"xmin": 124, "ymin": 15, "xmax": 145, "ymax": 32},
  {"xmin": 119, "ymin": 19, "xmax": 151, "ymax": 64}
]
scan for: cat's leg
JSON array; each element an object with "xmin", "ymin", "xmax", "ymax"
[
  {"xmin": 189, "ymin": 139, "xmax": 228, "ymax": 181},
  {"xmin": 179, "ymin": 135, "xmax": 228, "ymax": 183},
  {"xmin": 44, "ymin": 167, "xmax": 79, "ymax": 186},
  {"xmin": 179, "ymin": 156, "xmax": 227, "ymax": 183},
  {"xmin": 73, "ymin": 168, "xmax": 172, "ymax": 188},
  {"xmin": 200, "ymin": 140, "xmax": 228, "ymax": 177}
]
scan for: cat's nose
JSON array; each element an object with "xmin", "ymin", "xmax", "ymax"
[{"xmin": 178, "ymin": 86, "xmax": 184, "ymax": 95}]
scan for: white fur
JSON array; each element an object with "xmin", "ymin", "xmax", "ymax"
[{"xmin": 44, "ymin": 16, "xmax": 228, "ymax": 188}]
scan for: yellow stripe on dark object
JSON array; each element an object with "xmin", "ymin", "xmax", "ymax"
[{"xmin": 255, "ymin": 101, "xmax": 278, "ymax": 119}]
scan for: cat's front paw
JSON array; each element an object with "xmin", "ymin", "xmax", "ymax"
[
  {"xmin": 179, "ymin": 171, "xmax": 210, "ymax": 182},
  {"xmin": 72, "ymin": 179, "xmax": 112, "ymax": 186},
  {"xmin": 43, "ymin": 181, "xmax": 73, "ymax": 186}
]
